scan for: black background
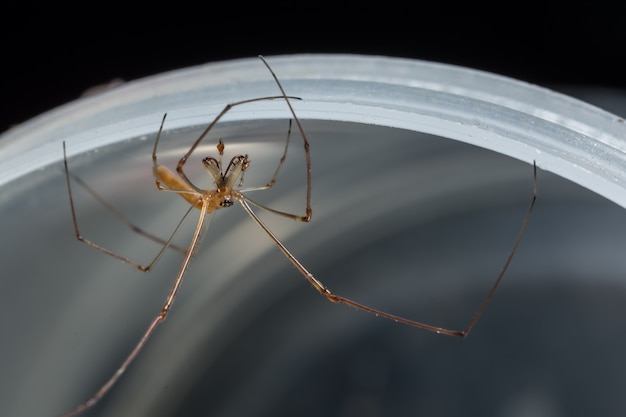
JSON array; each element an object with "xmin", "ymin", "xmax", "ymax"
[{"xmin": 3, "ymin": 3, "xmax": 625, "ymax": 132}]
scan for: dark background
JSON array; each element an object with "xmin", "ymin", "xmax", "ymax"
[{"xmin": 3, "ymin": 4, "xmax": 625, "ymax": 132}]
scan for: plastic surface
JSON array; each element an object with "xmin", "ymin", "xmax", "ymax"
[
  {"xmin": 1, "ymin": 54, "xmax": 625, "ymax": 207},
  {"xmin": 2, "ymin": 55, "xmax": 626, "ymax": 417}
]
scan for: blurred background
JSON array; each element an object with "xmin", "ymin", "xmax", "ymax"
[
  {"xmin": 3, "ymin": 4, "xmax": 626, "ymax": 417},
  {"xmin": 2, "ymin": 3, "xmax": 625, "ymax": 131}
]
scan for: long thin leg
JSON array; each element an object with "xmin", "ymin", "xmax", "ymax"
[
  {"xmin": 238, "ymin": 161, "xmax": 537, "ymax": 338},
  {"xmin": 241, "ymin": 118, "xmax": 294, "ymax": 192},
  {"xmin": 258, "ymin": 55, "xmax": 312, "ymax": 222},
  {"xmin": 63, "ymin": 142, "xmax": 195, "ymax": 271},
  {"xmin": 265, "ymin": 118, "xmax": 293, "ymax": 188},
  {"xmin": 65, "ymin": 167, "xmax": 187, "ymax": 255},
  {"xmin": 56, "ymin": 201, "xmax": 212, "ymax": 417},
  {"xmin": 238, "ymin": 193, "xmax": 312, "ymax": 222}
]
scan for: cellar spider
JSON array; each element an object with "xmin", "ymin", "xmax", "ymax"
[{"xmin": 58, "ymin": 55, "xmax": 538, "ymax": 417}]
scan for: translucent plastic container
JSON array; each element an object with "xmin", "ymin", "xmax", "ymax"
[{"xmin": 1, "ymin": 55, "xmax": 626, "ymax": 417}]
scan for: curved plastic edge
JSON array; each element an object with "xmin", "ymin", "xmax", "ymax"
[{"xmin": 1, "ymin": 54, "xmax": 625, "ymax": 207}]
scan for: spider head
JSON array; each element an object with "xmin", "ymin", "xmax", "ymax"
[{"xmin": 203, "ymin": 152, "xmax": 249, "ymax": 182}]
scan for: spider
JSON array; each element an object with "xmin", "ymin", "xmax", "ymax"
[{"xmin": 58, "ymin": 55, "xmax": 537, "ymax": 417}]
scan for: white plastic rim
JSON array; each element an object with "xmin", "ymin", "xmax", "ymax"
[
  {"xmin": 3, "ymin": 54, "xmax": 626, "ymax": 417},
  {"xmin": 1, "ymin": 54, "xmax": 625, "ymax": 207}
]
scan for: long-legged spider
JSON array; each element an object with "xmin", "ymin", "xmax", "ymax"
[{"xmin": 58, "ymin": 55, "xmax": 537, "ymax": 417}]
